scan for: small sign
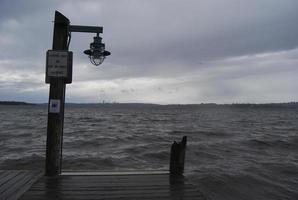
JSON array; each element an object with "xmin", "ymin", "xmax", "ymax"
[
  {"xmin": 47, "ymin": 51, "xmax": 68, "ymax": 77},
  {"xmin": 46, "ymin": 50, "xmax": 73, "ymax": 84},
  {"xmin": 49, "ymin": 99, "xmax": 60, "ymax": 113}
]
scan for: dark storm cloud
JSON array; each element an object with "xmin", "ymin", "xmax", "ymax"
[
  {"xmin": 2, "ymin": 0, "xmax": 298, "ymax": 68},
  {"xmin": 0, "ymin": 0, "xmax": 57, "ymax": 62},
  {"xmin": 1, "ymin": 0, "xmax": 298, "ymax": 103},
  {"xmin": 102, "ymin": 0, "xmax": 298, "ymax": 67},
  {"xmin": 0, "ymin": 0, "xmax": 54, "ymax": 19}
]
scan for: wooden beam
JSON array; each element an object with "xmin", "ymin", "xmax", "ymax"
[{"xmin": 45, "ymin": 11, "xmax": 69, "ymax": 176}]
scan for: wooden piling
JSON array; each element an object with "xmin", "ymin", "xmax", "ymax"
[
  {"xmin": 169, "ymin": 136, "xmax": 187, "ymax": 175},
  {"xmin": 45, "ymin": 11, "xmax": 70, "ymax": 176}
]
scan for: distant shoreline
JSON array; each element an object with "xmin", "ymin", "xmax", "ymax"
[
  {"xmin": 1, "ymin": 101, "xmax": 297, "ymax": 107},
  {"xmin": 0, "ymin": 101, "xmax": 36, "ymax": 106}
]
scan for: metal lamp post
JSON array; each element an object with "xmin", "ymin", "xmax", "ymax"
[{"xmin": 45, "ymin": 11, "xmax": 110, "ymax": 176}]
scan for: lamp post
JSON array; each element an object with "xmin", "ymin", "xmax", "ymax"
[{"xmin": 45, "ymin": 11, "xmax": 110, "ymax": 176}]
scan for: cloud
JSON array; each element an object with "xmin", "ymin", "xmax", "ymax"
[
  {"xmin": 99, "ymin": 0, "xmax": 298, "ymax": 66},
  {"xmin": 0, "ymin": 0, "xmax": 298, "ymax": 103},
  {"xmin": 68, "ymin": 48, "xmax": 298, "ymax": 104}
]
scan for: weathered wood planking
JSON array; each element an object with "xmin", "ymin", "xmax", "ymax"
[
  {"xmin": 20, "ymin": 173, "xmax": 205, "ymax": 200},
  {"xmin": 0, "ymin": 170, "xmax": 43, "ymax": 200}
]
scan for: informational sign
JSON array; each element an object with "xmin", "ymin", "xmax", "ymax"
[
  {"xmin": 49, "ymin": 99, "xmax": 60, "ymax": 113},
  {"xmin": 47, "ymin": 51, "xmax": 68, "ymax": 77},
  {"xmin": 46, "ymin": 50, "xmax": 73, "ymax": 84}
]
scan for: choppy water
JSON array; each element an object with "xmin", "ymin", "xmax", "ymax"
[{"xmin": 0, "ymin": 104, "xmax": 297, "ymax": 200}]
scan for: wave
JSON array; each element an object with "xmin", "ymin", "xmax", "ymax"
[{"xmin": 1, "ymin": 105, "xmax": 298, "ymax": 200}]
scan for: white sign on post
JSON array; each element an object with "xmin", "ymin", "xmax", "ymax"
[
  {"xmin": 47, "ymin": 51, "xmax": 69, "ymax": 77},
  {"xmin": 49, "ymin": 99, "xmax": 60, "ymax": 113}
]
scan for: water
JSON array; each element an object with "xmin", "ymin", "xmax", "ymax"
[{"xmin": 0, "ymin": 104, "xmax": 297, "ymax": 199}]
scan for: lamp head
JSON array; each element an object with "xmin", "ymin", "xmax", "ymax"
[{"xmin": 84, "ymin": 34, "xmax": 110, "ymax": 66}]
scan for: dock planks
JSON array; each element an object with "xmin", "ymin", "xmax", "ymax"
[
  {"xmin": 20, "ymin": 172, "xmax": 205, "ymax": 200},
  {"xmin": 0, "ymin": 170, "xmax": 43, "ymax": 200}
]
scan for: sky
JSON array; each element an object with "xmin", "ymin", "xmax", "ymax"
[{"xmin": 0, "ymin": 0, "xmax": 298, "ymax": 104}]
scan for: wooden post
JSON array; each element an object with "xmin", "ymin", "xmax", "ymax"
[
  {"xmin": 45, "ymin": 11, "xmax": 70, "ymax": 176},
  {"xmin": 170, "ymin": 136, "xmax": 187, "ymax": 175}
]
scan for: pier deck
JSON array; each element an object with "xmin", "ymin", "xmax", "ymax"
[
  {"xmin": 20, "ymin": 171, "xmax": 205, "ymax": 200},
  {"xmin": 0, "ymin": 170, "xmax": 43, "ymax": 200}
]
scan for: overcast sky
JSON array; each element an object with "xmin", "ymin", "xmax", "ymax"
[{"xmin": 0, "ymin": 0, "xmax": 298, "ymax": 104}]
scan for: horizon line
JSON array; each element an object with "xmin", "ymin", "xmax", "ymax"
[{"xmin": 1, "ymin": 100, "xmax": 298, "ymax": 106}]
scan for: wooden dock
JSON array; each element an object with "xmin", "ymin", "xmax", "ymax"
[
  {"xmin": 0, "ymin": 137, "xmax": 203, "ymax": 199},
  {"xmin": 17, "ymin": 171, "xmax": 205, "ymax": 200},
  {"xmin": 0, "ymin": 170, "xmax": 43, "ymax": 200}
]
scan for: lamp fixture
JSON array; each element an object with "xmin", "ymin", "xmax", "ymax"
[{"xmin": 84, "ymin": 33, "xmax": 111, "ymax": 66}]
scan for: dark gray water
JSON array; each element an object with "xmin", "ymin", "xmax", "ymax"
[{"xmin": 0, "ymin": 104, "xmax": 297, "ymax": 200}]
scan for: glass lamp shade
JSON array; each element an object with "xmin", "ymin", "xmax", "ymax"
[{"xmin": 84, "ymin": 35, "xmax": 111, "ymax": 66}]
